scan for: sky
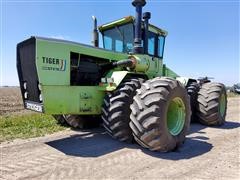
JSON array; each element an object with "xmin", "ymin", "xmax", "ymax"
[{"xmin": 0, "ymin": 0, "xmax": 239, "ymax": 86}]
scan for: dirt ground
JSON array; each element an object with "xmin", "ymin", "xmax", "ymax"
[
  {"xmin": 0, "ymin": 87, "xmax": 33, "ymax": 116},
  {"xmin": 0, "ymin": 88, "xmax": 239, "ymax": 180}
]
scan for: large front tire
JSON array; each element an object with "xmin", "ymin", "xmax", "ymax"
[
  {"xmin": 197, "ymin": 82, "xmax": 227, "ymax": 126},
  {"xmin": 130, "ymin": 77, "xmax": 191, "ymax": 152},
  {"xmin": 102, "ymin": 78, "xmax": 142, "ymax": 142}
]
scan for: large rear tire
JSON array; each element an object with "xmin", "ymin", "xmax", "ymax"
[
  {"xmin": 102, "ymin": 78, "xmax": 142, "ymax": 142},
  {"xmin": 63, "ymin": 115, "xmax": 85, "ymax": 128},
  {"xmin": 197, "ymin": 82, "xmax": 227, "ymax": 126},
  {"xmin": 53, "ymin": 115, "xmax": 68, "ymax": 126},
  {"xmin": 130, "ymin": 77, "xmax": 191, "ymax": 152},
  {"xmin": 53, "ymin": 115, "xmax": 100, "ymax": 128}
]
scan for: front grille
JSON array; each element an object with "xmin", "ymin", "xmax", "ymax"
[{"xmin": 17, "ymin": 37, "xmax": 41, "ymax": 103}]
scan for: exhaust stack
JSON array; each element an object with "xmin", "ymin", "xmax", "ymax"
[
  {"xmin": 92, "ymin": 16, "xmax": 99, "ymax": 47},
  {"xmin": 132, "ymin": 0, "xmax": 146, "ymax": 54}
]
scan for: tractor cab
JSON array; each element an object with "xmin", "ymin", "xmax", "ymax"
[{"xmin": 98, "ymin": 16, "xmax": 167, "ymax": 58}]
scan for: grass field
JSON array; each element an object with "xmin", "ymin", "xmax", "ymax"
[{"xmin": 0, "ymin": 114, "xmax": 66, "ymax": 142}]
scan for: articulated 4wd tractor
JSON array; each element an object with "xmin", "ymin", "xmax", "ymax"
[{"xmin": 17, "ymin": 0, "xmax": 227, "ymax": 152}]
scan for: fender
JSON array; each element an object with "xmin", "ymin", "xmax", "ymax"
[
  {"xmin": 176, "ymin": 77, "xmax": 197, "ymax": 87},
  {"xmin": 104, "ymin": 71, "xmax": 147, "ymax": 91}
]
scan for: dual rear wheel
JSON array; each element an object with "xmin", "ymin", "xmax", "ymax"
[
  {"xmin": 196, "ymin": 82, "xmax": 227, "ymax": 125},
  {"xmin": 102, "ymin": 77, "xmax": 191, "ymax": 152},
  {"xmin": 54, "ymin": 77, "xmax": 227, "ymax": 152},
  {"xmin": 102, "ymin": 77, "xmax": 227, "ymax": 152},
  {"xmin": 129, "ymin": 77, "xmax": 191, "ymax": 151},
  {"xmin": 187, "ymin": 82, "xmax": 227, "ymax": 125},
  {"xmin": 101, "ymin": 78, "xmax": 143, "ymax": 142}
]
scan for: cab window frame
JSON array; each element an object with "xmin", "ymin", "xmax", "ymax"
[
  {"xmin": 158, "ymin": 35, "xmax": 165, "ymax": 59},
  {"xmin": 102, "ymin": 23, "xmax": 134, "ymax": 53},
  {"xmin": 147, "ymin": 31, "xmax": 165, "ymax": 59},
  {"xmin": 146, "ymin": 31, "xmax": 160, "ymax": 58}
]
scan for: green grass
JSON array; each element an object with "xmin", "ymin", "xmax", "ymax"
[{"xmin": 0, "ymin": 114, "xmax": 67, "ymax": 142}]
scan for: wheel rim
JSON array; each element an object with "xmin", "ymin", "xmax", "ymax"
[
  {"xmin": 167, "ymin": 97, "xmax": 186, "ymax": 136},
  {"xmin": 219, "ymin": 93, "xmax": 226, "ymax": 117}
]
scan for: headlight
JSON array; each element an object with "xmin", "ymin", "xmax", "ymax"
[
  {"xmin": 24, "ymin": 92, "xmax": 28, "ymax": 99},
  {"xmin": 23, "ymin": 82, "xmax": 27, "ymax": 90},
  {"xmin": 38, "ymin": 84, "xmax": 42, "ymax": 91},
  {"xmin": 39, "ymin": 94, "xmax": 43, "ymax": 102}
]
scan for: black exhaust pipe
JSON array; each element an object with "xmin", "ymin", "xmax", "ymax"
[
  {"xmin": 132, "ymin": 0, "xmax": 146, "ymax": 54},
  {"xmin": 143, "ymin": 12, "xmax": 151, "ymax": 54},
  {"xmin": 92, "ymin": 16, "xmax": 99, "ymax": 47}
]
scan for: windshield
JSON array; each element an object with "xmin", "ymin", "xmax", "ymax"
[{"xmin": 102, "ymin": 23, "xmax": 134, "ymax": 53}]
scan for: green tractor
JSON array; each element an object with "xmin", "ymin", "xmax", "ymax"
[{"xmin": 16, "ymin": 0, "xmax": 227, "ymax": 152}]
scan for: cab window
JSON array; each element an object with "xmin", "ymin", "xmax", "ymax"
[
  {"xmin": 158, "ymin": 36, "xmax": 165, "ymax": 58},
  {"xmin": 148, "ymin": 32, "xmax": 155, "ymax": 56},
  {"xmin": 102, "ymin": 23, "xmax": 134, "ymax": 53}
]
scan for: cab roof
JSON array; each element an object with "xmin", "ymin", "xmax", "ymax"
[{"xmin": 98, "ymin": 16, "xmax": 168, "ymax": 36}]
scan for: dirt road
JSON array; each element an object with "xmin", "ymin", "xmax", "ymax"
[{"xmin": 1, "ymin": 97, "xmax": 239, "ymax": 180}]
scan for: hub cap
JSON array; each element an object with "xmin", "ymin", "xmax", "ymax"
[{"xmin": 167, "ymin": 97, "xmax": 186, "ymax": 136}]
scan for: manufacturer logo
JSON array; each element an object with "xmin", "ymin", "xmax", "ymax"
[{"xmin": 42, "ymin": 56, "xmax": 66, "ymax": 71}]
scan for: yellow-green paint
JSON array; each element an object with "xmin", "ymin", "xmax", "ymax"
[
  {"xmin": 98, "ymin": 16, "xmax": 168, "ymax": 36},
  {"xmin": 167, "ymin": 97, "xmax": 186, "ymax": 136},
  {"xmin": 36, "ymin": 38, "xmax": 128, "ymax": 86},
  {"xmin": 29, "ymin": 36, "xmax": 178, "ymax": 115},
  {"xmin": 99, "ymin": 16, "xmax": 134, "ymax": 32},
  {"xmin": 219, "ymin": 93, "xmax": 226, "ymax": 117},
  {"xmin": 42, "ymin": 85, "xmax": 105, "ymax": 115}
]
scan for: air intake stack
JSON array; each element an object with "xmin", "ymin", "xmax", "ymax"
[{"xmin": 132, "ymin": 0, "xmax": 146, "ymax": 54}]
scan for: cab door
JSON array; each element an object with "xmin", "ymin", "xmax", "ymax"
[{"xmin": 146, "ymin": 32, "xmax": 165, "ymax": 77}]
